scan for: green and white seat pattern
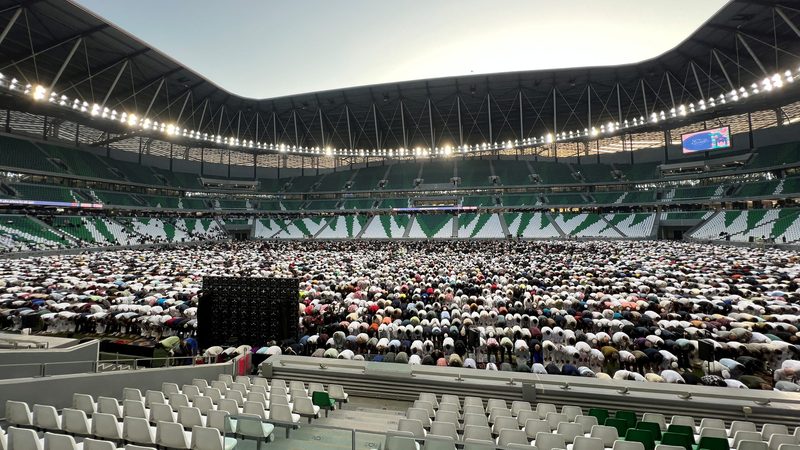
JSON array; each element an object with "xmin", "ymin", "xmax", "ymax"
[
  {"xmin": 316, "ymin": 215, "xmax": 368, "ymax": 239},
  {"xmin": 407, "ymin": 214, "xmax": 454, "ymax": 239},
  {"xmin": 605, "ymin": 213, "xmax": 655, "ymax": 238},
  {"xmin": 361, "ymin": 215, "xmax": 409, "ymax": 238},
  {"xmin": 254, "ymin": 218, "xmax": 286, "ymax": 238},
  {"xmin": 691, "ymin": 209, "xmax": 800, "ymax": 243},
  {"xmin": 556, "ymin": 213, "xmax": 622, "ymax": 238},
  {"xmin": 458, "ymin": 213, "xmax": 504, "ymax": 238},
  {"xmin": 505, "ymin": 212, "xmax": 560, "ymax": 238},
  {"xmin": 274, "ymin": 217, "xmax": 327, "ymax": 239},
  {"xmin": 0, "ymin": 215, "xmax": 64, "ymax": 252}
]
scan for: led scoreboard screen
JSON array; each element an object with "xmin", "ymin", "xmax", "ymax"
[{"xmin": 681, "ymin": 126, "xmax": 731, "ymax": 154}]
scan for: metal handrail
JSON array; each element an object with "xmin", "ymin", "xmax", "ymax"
[
  {"xmin": 0, "ymin": 355, "xmax": 222, "ymax": 378},
  {"xmin": 0, "ymin": 337, "xmax": 49, "ymax": 349},
  {"xmin": 266, "ymin": 354, "xmax": 800, "ymax": 406}
]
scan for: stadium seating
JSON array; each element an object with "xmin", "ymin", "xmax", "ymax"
[
  {"xmin": 385, "ymin": 162, "xmax": 421, "ymax": 189},
  {"xmin": 604, "ymin": 213, "xmax": 656, "ymax": 238},
  {"xmin": 256, "ymin": 199, "xmax": 282, "ymax": 211},
  {"xmin": 462, "ymin": 196, "xmax": 497, "ymax": 207},
  {"xmin": 274, "ymin": 218, "xmax": 327, "ymax": 238},
  {"xmin": 556, "ymin": 213, "xmax": 622, "ymax": 238},
  {"xmin": 533, "ymin": 161, "xmax": 577, "ymax": 184},
  {"xmin": 420, "ymin": 159, "xmax": 455, "ymax": 185},
  {"xmin": 592, "ymin": 191, "xmax": 626, "ymax": 204},
  {"xmin": 361, "ymin": 215, "xmax": 409, "ymax": 238},
  {"xmin": 733, "ymin": 179, "xmax": 781, "ymax": 198},
  {"xmin": 316, "ymin": 215, "xmax": 370, "ymax": 239},
  {"xmin": 0, "ymin": 136, "xmax": 62, "ymax": 173},
  {"xmin": 12, "ymin": 183, "xmax": 82, "ymax": 203},
  {"xmin": 304, "ymin": 200, "xmax": 341, "ymax": 210},
  {"xmin": 690, "ymin": 209, "xmax": 800, "ymax": 243},
  {"xmin": 0, "ymin": 214, "xmax": 66, "ymax": 251},
  {"xmin": 501, "ymin": 194, "xmax": 541, "ymax": 207},
  {"xmin": 493, "ymin": 160, "xmax": 533, "ymax": 186},
  {"xmin": 544, "ymin": 192, "xmax": 587, "ymax": 205},
  {"xmin": 41, "ymin": 144, "xmax": 118, "ymax": 179},
  {"xmin": 660, "ymin": 211, "xmax": 713, "ymax": 221},
  {"xmin": 505, "ymin": 212, "xmax": 560, "ymax": 238},
  {"xmin": 341, "ymin": 199, "xmax": 374, "ymax": 210},
  {"xmin": 458, "ymin": 213, "xmax": 504, "ymax": 238},
  {"xmin": 103, "ymin": 158, "xmax": 165, "ymax": 185},
  {"xmin": 748, "ymin": 142, "xmax": 800, "ymax": 168},
  {"xmin": 93, "ymin": 190, "xmax": 142, "ymax": 207},
  {"xmin": 349, "ymin": 165, "xmax": 388, "ymax": 191},
  {"xmin": 314, "ymin": 170, "xmax": 354, "ymax": 192},
  {"xmin": 407, "ymin": 214, "xmax": 454, "ymax": 238},
  {"xmin": 458, "ymin": 159, "xmax": 494, "ymax": 187},
  {"xmin": 616, "ymin": 162, "xmax": 659, "ymax": 181},
  {"xmin": 286, "ymin": 175, "xmax": 322, "ymax": 193},
  {"xmin": 576, "ymin": 163, "xmax": 616, "ymax": 183}
]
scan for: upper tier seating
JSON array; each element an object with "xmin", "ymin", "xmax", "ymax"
[
  {"xmin": 0, "ymin": 135, "xmax": 61, "ymax": 172},
  {"xmin": 315, "ymin": 171, "xmax": 353, "ymax": 192},
  {"xmin": 458, "ymin": 159, "xmax": 494, "ymax": 187},
  {"xmin": 533, "ymin": 161, "xmax": 576, "ymax": 184},
  {"xmin": 748, "ymin": 142, "xmax": 800, "ymax": 168},
  {"xmin": 492, "ymin": 160, "xmax": 533, "ymax": 186},
  {"xmin": 12, "ymin": 183, "xmax": 81, "ymax": 203},
  {"xmin": 385, "ymin": 162, "xmax": 421, "ymax": 190},
  {"xmin": 576, "ymin": 163, "xmax": 616, "ymax": 183},
  {"xmin": 616, "ymin": 162, "xmax": 659, "ymax": 181},
  {"xmin": 420, "ymin": 160, "xmax": 455, "ymax": 185},
  {"xmin": 285, "ymin": 175, "xmax": 320, "ymax": 193},
  {"xmin": 41, "ymin": 144, "xmax": 118, "ymax": 179},
  {"xmin": 349, "ymin": 165, "xmax": 388, "ymax": 191}
]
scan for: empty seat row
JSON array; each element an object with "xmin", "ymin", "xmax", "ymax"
[{"xmin": 2, "ymin": 424, "xmax": 236, "ymax": 450}]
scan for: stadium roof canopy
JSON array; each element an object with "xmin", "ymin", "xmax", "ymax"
[{"xmin": 0, "ymin": 0, "xmax": 799, "ymax": 157}]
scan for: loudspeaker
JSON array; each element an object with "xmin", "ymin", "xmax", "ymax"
[
  {"xmin": 197, "ymin": 276, "xmax": 298, "ymax": 348},
  {"xmin": 697, "ymin": 339, "xmax": 716, "ymax": 362}
]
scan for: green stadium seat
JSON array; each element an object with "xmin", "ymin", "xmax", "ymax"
[
  {"xmin": 615, "ymin": 411, "xmax": 638, "ymax": 430},
  {"xmin": 661, "ymin": 432, "xmax": 694, "ymax": 450},
  {"xmin": 589, "ymin": 408, "xmax": 609, "ymax": 424},
  {"xmin": 636, "ymin": 422, "xmax": 662, "ymax": 441},
  {"xmin": 311, "ymin": 392, "xmax": 336, "ymax": 418},
  {"xmin": 625, "ymin": 428, "xmax": 656, "ymax": 450},
  {"xmin": 605, "ymin": 417, "xmax": 629, "ymax": 437},
  {"xmin": 696, "ymin": 437, "xmax": 729, "ymax": 450}
]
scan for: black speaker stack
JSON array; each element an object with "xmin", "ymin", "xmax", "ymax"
[{"xmin": 197, "ymin": 276, "xmax": 299, "ymax": 348}]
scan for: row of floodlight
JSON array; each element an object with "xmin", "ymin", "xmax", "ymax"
[{"xmin": 3, "ymin": 68, "xmax": 795, "ymax": 158}]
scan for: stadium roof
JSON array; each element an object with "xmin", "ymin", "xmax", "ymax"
[{"xmin": 0, "ymin": 0, "xmax": 799, "ymax": 156}]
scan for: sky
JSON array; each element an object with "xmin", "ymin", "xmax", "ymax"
[{"xmin": 75, "ymin": 0, "xmax": 730, "ymax": 99}]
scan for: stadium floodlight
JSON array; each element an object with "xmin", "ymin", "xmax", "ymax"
[
  {"xmin": 545, "ymin": 133, "xmax": 553, "ymax": 143},
  {"xmin": 8, "ymin": 78, "xmax": 18, "ymax": 91},
  {"xmin": 771, "ymin": 73, "xmax": 783, "ymax": 89},
  {"xmin": 32, "ymin": 85, "xmax": 47, "ymax": 101}
]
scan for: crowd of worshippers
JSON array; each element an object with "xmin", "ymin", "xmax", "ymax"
[{"xmin": 0, "ymin": 239, "xmax": 798, "ymax": 391}]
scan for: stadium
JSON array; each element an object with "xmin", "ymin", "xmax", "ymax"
[{"xmin": 0, "ymin": 0, "xmax": 799, "ymax": 449}]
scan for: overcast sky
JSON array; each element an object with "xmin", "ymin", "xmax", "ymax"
[{"xmin": 76, "ymin": 0, "xmax": 729, "ymax": 99}]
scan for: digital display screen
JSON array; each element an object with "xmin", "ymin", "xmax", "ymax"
[
  {"xmin": 393, "ymin": 206, "xmax": 477, "ymax": 212},
  {"xmin": 0, "ymin": 199, "xmax": 103, "ymax": 208},
  {"xmin": 681, "ymin": 126, "xmax": 731, "ymax": 154}
]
